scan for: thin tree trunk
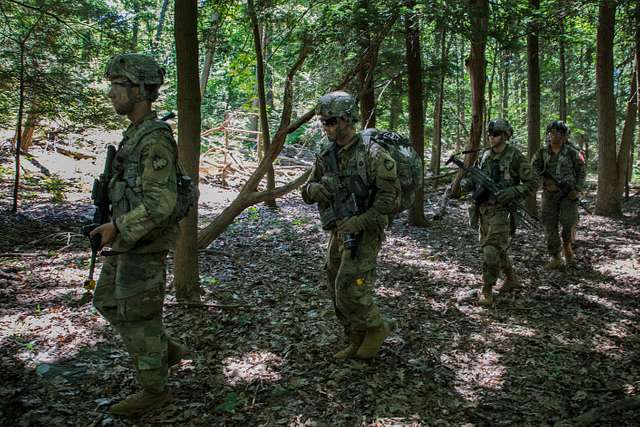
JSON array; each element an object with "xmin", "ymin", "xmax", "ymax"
[
  {"xmin": 153, "ymin": 0, "xmax": 170, "ymax": 52},
  {"xmin": 456, "ymin": 37, "xmax": 465, "ymax": 151},
  {"xmin": 358, "ymin": 0, "xmax": 376, "ymax": 129},
  {"xmin": 200, "ymin": 12, "xmax": 221, "ymax": 97},
  {"xmin": 500, "ymin": 51, "xmax": 509, "ymax": 117},
  {"xmin": 13, "ymin": 42, "xmax": 25, "ymax": 213},
  {"xmin": 451, "ymin": 0, "xmax": 488, "ymax": 197},
  {"xmin": 431, "ymin": 26, "xmax": 448, "ymax": 175},
  {"xmin": 248, "ymin": 0, "xmax": 276, "ymax": 207},
  {"xmin": 527, "ymin": 0, "xmax": 541, "ymax": 216},
  {"xmin": 389, "ymin": 78, "xmax": 402, "ymax": 131},
  {"xmin": 405, "ymin": 1, "xmax": 426, "ymax": 226},
  {"xmin": 19, "ymin": 111, "xmax": 36, "ymax": 153},
  {"xmin": 617, "ymin": 65, "xmax": 637, "ymax": 197},
  {"xmin": 174, "ymin": 0, "xmax": 202, "ymax": 304},
  {"xmin": 131, "ymin": 1, "xmax": 140, "ymax": 52},
  {"xmin": 595, "ymin": 0, "xmax": 620, "ymax": 216},
  {"xmin": 559, "ymin": 18, "xmax": 568, "ymax": 121},
  {"xmin": 485, "ymin": 40, "xmax": 498, "ymax": 147}
]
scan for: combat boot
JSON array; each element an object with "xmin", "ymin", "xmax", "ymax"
[
  {"xmin": 544, "ymin": 253, "xmax": 563, "ymax": 270},
  {"xmin": 109, "ymin": 389, "xmax": 172, "ymax": 417},
  {"xmin": 563, "ymin": 242, "xmax": 575, "ymax": 265},
  {"xmin": 478, "ymin": 283, "xmax": 493, "ymax": 307},
  {"xmin": 168, "ymin": 339, "xmax": 187, "ymax": 368},
  {"xmin": 501, "ymin": 272, "xmax": 521, "ymax": 293},
  {"xmin": 355, "ymin": 321, "xmax": 393, "ymax": 360},
  {"xmin": 334, "ymin": 331, "xmax": 365, "ymax": 359}
]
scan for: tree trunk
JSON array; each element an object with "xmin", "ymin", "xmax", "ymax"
[
  {"xmin": 595, "ymin": 0, "xmax": 620, "ymax": 216},
  {"xmin": 19, "ymin": 112, "xmax": 36, "ymax": 153},
  {"xmin": 484, "ymin": 41, "xmax": 498, "ymax": 147},
  {"xmin": 153, "ymin": 0, "xmax": 170, "ymax": 52},
  {"xmin": 526, "ymin": 0, "xmax": 541, "ymax": 216},
  {"xmin": 559, "ymin": 18, "xmax": 568, "ymax": 122},
  {"xmin": 456, "ymin": 37, "xmax": 465, "ymax": 151},
  {"xmin": 500, "ymin": 51, "xmax": 510, "ymax": 118},
  {"xmin": 13, "ymin": 42, "xmax": 26, "ymax": 213},
  {"xmin": 358, "ymin": 0, "xmax": 376, "ymax": 129},
  {"xmin": 248, "ymin": 0, "xmax": 276, "ymax": 208},
  {"xmin": 617, "ymin": 65, "xmax": 637, "ymax": 197},
  {"xmin": 199, "ymin": 12, "xmax": 221, "ymax": 97},
  {"xmin": 431, "ymin": 26, "xmax": 448, "ymax": 176},
  {"xmin": 451, "ymin": 0, "xmax": 488, "ymax": 197},
  {"xmin": 404, "ymin": 1, "xmax": 426, "ymax": 226},
  {"xmin": 131, "ymin": 1, "xmax": 140, "ymax": 52},
  {"xmin": 389, "ymin": 78, "xmax": 402, "ymax": 131},
  {"xmin": 174, "ymin": 0, "xmax": 202, "ymax": 304}
]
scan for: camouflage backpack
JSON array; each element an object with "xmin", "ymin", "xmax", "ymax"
[{"xmin": 362, "ymin": 129, "xmax": 423, "ymax": 213}]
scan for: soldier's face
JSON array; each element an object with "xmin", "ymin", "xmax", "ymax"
[
  {"xmin": 321, "ymin": 116, "xmax": 341, "ymax": 141},
  {"xmin": 549, "ymin": 129, "xmax": 565, "ymax": 145},
  {"xmin": 488, "ymin": 131, "xmax": 505, "ymax": 148},
  {"xmin": 108, "ymin": 78, "xmax": 137, "ymax": 115}
]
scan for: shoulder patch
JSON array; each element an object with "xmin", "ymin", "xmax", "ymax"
[
  {"xmin": 384, "ymin": 158, "xmax": 394, "ymax": 171},
  {"xmin": 152, "ymin": 156, "xmax": 169, "ymax": 170}
]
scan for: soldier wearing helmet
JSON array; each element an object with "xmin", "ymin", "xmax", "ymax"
[
  {"xmin": 301, "ymin": 91, "xmax": 400, "ymax": 360},
  {"xmin": 91, "ymin": 53, "xmax": 186, "ymax": 416},
  {"xmin": 462, "ymin": 118, "xmax": 535, "ymax": 306},
  {"xmin": 533, "ymin": 120, "xmax": 586, "ymax": 269}
]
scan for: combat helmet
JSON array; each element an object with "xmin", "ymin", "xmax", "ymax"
[
  {"xmin": 317, "ymin": 91, "xmax": 359, "ymax": 123},
  {"xmin": 105, "ymin": 53, "xmax": 165, "ymax": 101},
  {"xmin": 487, "ymin": 118, "xmax": 513, "ymax": 139},
  {"xmin": 546, "ymin": 120, "xmax": 570, "ymax": 136}
]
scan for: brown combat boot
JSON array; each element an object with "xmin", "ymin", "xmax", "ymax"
[
  {"xmin": 563, "ymin": 242, "xmax": 575, "ymax": 265},
  {"xmin": 167, "ymin": 339, "xmax": 187, "ymax": 368},
  {"xmin": 544, "ymin": 253, "xmax": 563, "ymax": 270},
  {"xmin": 478, "ymin": 283, "xmax": 494, "ymax": 307},
  {"xmin": 334, "ymin": 331, "xmax": 365, "ymax": 359},
  {"xmin": 355, "ymin": 321, "xmax": 394, "ymax": 360},
  {"xmin": 109, "ymin": 390, "xmax": 172, "ymax": 417},
  {"xmin": 500, "ymin": 265, "xmax": 522, "ymax": 293}
]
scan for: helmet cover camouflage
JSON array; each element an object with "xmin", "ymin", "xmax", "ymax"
[
  {"xmin": 488, "ymin": 118, "xmax": 513, "ymax": 139},
  {"xmin": 546, "ymin": 120, "xmax": 570, "ymax": 136},
  {"xmin": 317, "ymin": 91, "xmax": 359, "ymax": 123},
  {"xmin": 105, "ymin": 53, "xmax": 165, "ymax": 86}
]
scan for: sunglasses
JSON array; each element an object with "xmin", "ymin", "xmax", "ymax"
[
  {"xmin": 320, "ymin": 117, "xmax": 338, "ymax": 127},
  {"xmin": 487, "ymin": 131, "xmax": 502, "ymax": 137}
]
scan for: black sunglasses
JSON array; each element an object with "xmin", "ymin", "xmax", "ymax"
[
  {"xmin": 487, "ymin": 131, "xmax": 502, "ymax": 137},
  {"xmin": 320, "ymin": 117, "xmax": 338, "ymax": 127}
]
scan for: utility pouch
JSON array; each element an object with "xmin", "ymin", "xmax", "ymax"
[{"xmin": 468, "ymin": 204, "xmax": 479, "ymax": 230}]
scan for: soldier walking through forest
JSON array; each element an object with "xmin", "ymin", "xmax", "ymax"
[
  {"xmin": 301, "ymin": 91, "xmax": 400, "ymax": 360},
  {"xmin": 532, "ymin": 120, "xmax": 586, "ymax": 269},
  {"xmin": 89, "ymin": 54, "xmax": 187, "ymax": 416},
  {"xmin": 461, "ymin": 119, "xmax": 536, "ymax": 307}
]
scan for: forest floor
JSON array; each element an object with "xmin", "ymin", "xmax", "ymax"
[{"xmin": 1, "ymin": 140, "xmax": 640, "ymax": 426}]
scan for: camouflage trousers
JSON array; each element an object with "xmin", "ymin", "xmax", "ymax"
[
  {"xmin": 325, "ymin": 229, "xmax": 385, "ymax": 334},
  {"xmin": 93, "ymin": 252, "xmax": 169, "ymax": 394},
  {"xmin": 478, "ymin": 204, "xmax": 515, "ymax": 286},
  {"xmin": 541, "ymin": 191, "xmax": 578, "ymax": 255}
]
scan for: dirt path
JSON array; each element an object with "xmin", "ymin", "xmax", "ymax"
[{"xmin": 1, "ymin": 162, "xmax": 639, "ymax": 425}]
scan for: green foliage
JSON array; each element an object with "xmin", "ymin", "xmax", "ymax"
[{"xmin": 215, "ymin": 392, "xmax": 244, "ymax": 413}]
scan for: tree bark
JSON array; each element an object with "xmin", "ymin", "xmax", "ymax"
[
  {"xmin": 153, "ymin": 0, "xmax": 170, "ymax": 52},
  {"xmin": 617, "ymin": 65, "xmax": 637, "ymax": 197},
  {"xmin": 13, "ymin": 41, "xmax": 26, "ymax": 213},
  {"xmin": 484, "ymin": 41, "xmax": 498, "ymax": 148},
  {"xmin": 358, "ymin": 0, "xmax": 376, "ymax": 129},
  {"xmin": 404, "ymin": 1, "xmax": 426, "ymax": 226},
  {"xmin": 595, "ymin": 0, "xmax": 620, "ymax": 216},
  {"xmin": 248, "ymin": 0, "xmax": 276, "ymax": 208},
  {"xmin": 500, "ymin": 51, "xmax": 510, "ymax": 118},
  {"xmin": 559, "ymin": 18, "xmax": 567, "ymax": 122},
  {"xmin": 174, "ymin": 0, "xmax": 202, "ymax": 304},
  {"xmin": 526, "ymin": 0, "xmax": 541, "ymax": 216},
  {"xmin": 431, "ymin": 26, "xmax": 448, "ymax": 176},
  {"xmin": 200, "ymin": 11, "xmax": 221, "ymax": 97},
  {"xmin": 389, "ymin": 78, "xmax": 402, "ymax": 131},
  {"xmin": 450, "ymin": 0, "xmax": 488, "ymax": 197}
]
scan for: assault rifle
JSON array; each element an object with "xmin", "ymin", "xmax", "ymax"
[
  {"xmin": 540, "ymin": 169, "xmax": 592, "ymax": 214},
  {"xmin": 319, "ymin": 145, "xmax": 368, "ymax": 256},
  {"xmin": 81, "ymin": 144, "xmax": 117, "ymax": 293},
  {"xmin": 446, "ymin": 151, "xmax": 539, "ymax": 229}
]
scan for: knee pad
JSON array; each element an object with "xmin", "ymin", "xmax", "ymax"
[{"xmin": 483, "ymin": 245, "xmax": 500, "ymax": 267}]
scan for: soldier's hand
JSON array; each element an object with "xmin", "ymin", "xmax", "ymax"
[
  {"xmin": 307, "ymin": 183, "xmax": 331, "ymax": 205},
  {"xmin": 90, "ymin": 222, "xmax": 118, "ymax": 249},
  {"xmin": 337, "ymin": 216, "xmax": 364, "ymax": 234},
  {"xmin": 567, "ymin": 190, "xmax": 579, "ymax": 200},
  {"xmin": 496, "ymin": 187, "xmax": 518, "ymax": 204}
]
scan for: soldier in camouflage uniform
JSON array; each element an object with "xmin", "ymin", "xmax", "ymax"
[
  {"xmin": 532, "ymin": 120, "xmax": 586, "ymax": 269},
  {"xmin": 90, "ymin": 54, "xmax": 186, "ymax": 416},
  {"xmin": 301, "ymin": 91, "xmax": 400, "ymax": 360},
  {"xmin": 462, "ymin": 119, "xmax": 535, "ymax": 306}
]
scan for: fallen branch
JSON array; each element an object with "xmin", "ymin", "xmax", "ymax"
[
  {"xmin": 557, "ymin": 396, "xmax": 640, "ymax": 426},
  {"xmin": 52, "ymin": 146, "xmax": 96, "ymax": 160}
]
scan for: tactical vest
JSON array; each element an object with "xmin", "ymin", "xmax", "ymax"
[
  {"xmin": 541, "ymin": 143, "xmax": 580, "ymax": 179},
  {"xmin": 479, "ymin": 144, "xmax": 520, "ymax": 187}
]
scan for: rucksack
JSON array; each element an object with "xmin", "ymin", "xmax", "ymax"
[
  {"xmin": 363, "ymin": 129, "xmax": 423, "ymax": 213},
  {"xmin": 126, "ymin": 119, "xmax": 199, "ymax": 224}
]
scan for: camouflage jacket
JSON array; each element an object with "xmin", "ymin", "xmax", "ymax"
[
  {"xmin": 109, "ymin": 111, "xmax": 179, "ymax": 253},
  {"xmin": 532, "ymin": 142, "xmax": 586, "ymax": 192},
  {"xmin": 477, "ymin": 143, "xmax": 536, "ymax": 206},
  {"xmin": 301, "ymin": 133, "xmax": 400, "ymax": 234}
]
